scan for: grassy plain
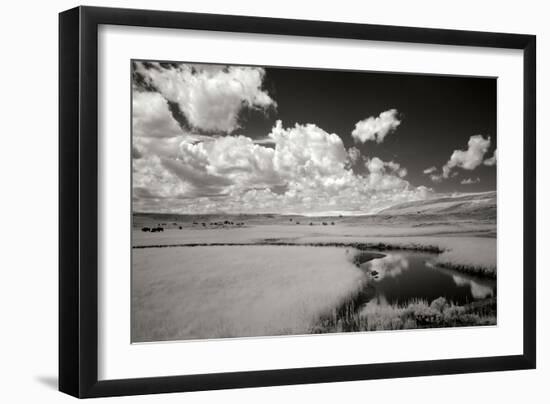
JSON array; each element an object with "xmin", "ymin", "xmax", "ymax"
[
  {"xmin": 133, "ymin": 218, "xmax": 496, "ymax": 276},
  {"xmin": 132, "ymin": 246, "xmax": 364, "ymax": 341},
  {"xmin": 132, "ymin": 193, "xmax": 497, "ymax": 341}
]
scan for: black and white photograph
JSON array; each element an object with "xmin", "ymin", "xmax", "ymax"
[
  {"xmin": 131, "ymin": 60, "xmax": 497, "ymax": 343},
  {"xmin": 2, "ymin": 0, "xmax": 546, "ymax": 401}
]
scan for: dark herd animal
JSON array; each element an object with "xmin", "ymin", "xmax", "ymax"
[
  {"xmin": 197, "ymin": 221, "xmax": 245, "ymax": 227},
  {"xmin": 141, "ymin": 221, "xmax": 249, "ymax": 229},
  {"xmin": 137, "ymin": 218, "xmax": 352, "ymax": 232},
  {"xmin": 141, "ymin": 227, "xmax": 164, "ymax": 232},
  {"xmin": 141, "ymin": 219, "xmax": 335, "ymax": 232},
  {"xmin": 140, "ymin": 221, "xmax": 247, "ymax": 232}
]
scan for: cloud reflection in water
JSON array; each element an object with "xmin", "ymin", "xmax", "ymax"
[
  {"xmin": 451, "ymin": 275, "xmax": 494, "ymax": 299},
  {"xmin": 366, "ymin": 254, "xmax": 409, "ymax": 280}
]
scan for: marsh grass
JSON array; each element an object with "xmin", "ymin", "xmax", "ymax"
[
  {"xmin": 434, "ymin": 261, "xmax": 496, "ymax": 278},
  {"xmin": 134, "ymin": 240, "xmax": 496, "ymax": 279},
  {"xmin": 352, "ymin": 251, "xmax": 386, "ymax": 266},
  {"xmin": 310, "ymin": 296, "xmax": 496, "ymax": 333},
  {"xmin": 132, "ymin": 235, "xmax": 496, "ymax": 340},
  {"xmin": 133, "ymin": 240, "xmax": 445, "ymax": 254},
  {"xmin": 132, "ymin": 245, "xmax": 366, "ymax": 342},
  {"xmin": 432, "ymin": 239, "xmax": 496, "ymax": 278}
]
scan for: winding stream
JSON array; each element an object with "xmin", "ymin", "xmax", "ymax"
[{"xmin": 355, "ymin": 250, "xmax": 496, "ymax": 308}]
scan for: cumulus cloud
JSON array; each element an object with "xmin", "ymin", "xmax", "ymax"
[
  {"xmin": 365, "ymin": 157, "xmax": 385, "ymax": 173},
  {"xmin": 133, "ymin": 120, "xmax": 430, "ymax": 214},
  {"xmin": 270, "ymin": 120, "xmax": 348, "ymax": 180},
  {"xmin": 351, "ymin": 109, "xmax": 401, "ymax": 143},
  {"xmin": 134, "ymin": 135, "xmax": 187, "ymax": 159},
  {"xmin": 426, "ymin": 135, "xmax": 492, "ymax": 183},
  {"xmin": 134, "ymin": 62, "xmax": 276, "ymax": 134},
  {"xmin": 133, "ymin": 155, "xmax": 190, "ymax": 200},
  {"xmin": 253, "ymin": 137, "xmax": 277, "ymax": 146},
  {"xmin": 365, "ymin": 157, "xmax": 407, "ymax": 178},
  {"xmin": 442, "ymin": 135, "xmax": 491, "ymax": 178},
  {"xmin": 460, "ymin": 177, "xmax": 480, "ymax": 185},
  {"xmin": 484, "ymin": 149, "xmax": 497, "ymax": 166},
  {"xmin": 423, "ymin": 166, "xmax": 437, "ymax": 174},
  {"xmin": 133, "ymin": 91, "xmax": 184, "ymax": 138},
  {"xmin": 180, "ymin": 135, "xmax": 279, "ymax": 191},
  {"xmin": 132, "ymin": 87, "xmax": 229, "ymax": 159}
]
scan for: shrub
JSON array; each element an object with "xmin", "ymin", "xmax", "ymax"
[
  {"xmin": 430, "ymin": 296, "xmax": 448, "ymax": 312},
  {"xmin": 311, "ymin": 296, "xmax": 496, "ymax": 333},
  {"xmin": 403, "ymin": 301, "xmax": 441, "ymax": 325}
]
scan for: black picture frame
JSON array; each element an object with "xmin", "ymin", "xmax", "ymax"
[{"xmin": 59, "ymin": 6, "xmax": 536, "ymax": 398}]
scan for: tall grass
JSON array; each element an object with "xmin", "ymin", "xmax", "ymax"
[
  {"xmin": 434, "ymin": 260, "xmax": 496, "ymax": 278},
  {"xmin": 133, "ymin": 240, "xmax": 444, "ymax": 253},
  {"xmin": 132, "ymin": 245, "xmax": 366, "ymax": 342},
  {"xmin": 134, "ymin": 240, "xmax": 495, "ymax": 279},
  {"xmin": 310, "ymin": 296, "xmax": 496, "ymax": 333}
]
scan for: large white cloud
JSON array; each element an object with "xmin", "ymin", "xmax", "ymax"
[
  {"xmin": 132, "ymin": 88, "xmax": 225, "ymax": 159},
  {"xmin": 135, "ymin": 62, "xmax": 276, "ymax": 134},
  {"xmin": 351, "ymin": 109, "xmax": 401, "ymax": 143},
  {"xmin": 426, "ymin": 135, "xmax": 492, "ymax": 182},
  {"xmin": 132, "ymin": 91, "xmax": 183, "ymax": 138},
  {"xmin": 133, "ymin": 155, "xmax": 189, "ymax": 200},
  {"xmin": 180, "ymin": 135, "xmax": 279, "ymax": 190},
  {"xmin": 133, "ymin": 120, "xmax": 430, "ymax": 214},
  {"xmin": 442, "ymin": 135, "xmax": 491, "ymax": 178},
  {"xmin": 270, "ymin": 121, "xmax": 348, "ymax": 180}
]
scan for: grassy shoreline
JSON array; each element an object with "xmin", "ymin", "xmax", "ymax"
[
  {"xmin": 132, "ymin": 239, "xmax": 496, "ymax": 338},
  {"xmin": 133, "ymin": 240, "xmax": 495, "ymax": 279},
  {"xmin": 311, "ymin": 296, "xmax": 497, "ymax": 333},
  {"xmin": 434, "ymin": 261, "xmax": 496, "ymax": 279},
  {"xmin": 132, "ymin": 240, "xmax": 443, "ymax": 253},
  {"xmin": 308, "ymin": 249, "xmax": 496, "ymax": 333}
]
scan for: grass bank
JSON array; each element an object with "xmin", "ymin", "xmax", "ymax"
[
  {"xmin": 434, "ymin": 261, "xmax": 496, "ymax": 278},
  {"xmin": 134, "ymin": 239, "xmax": 495, "ymax": 279},
  {"xmin": 132, "ymin": 245, "xmax": 366, "ymax": 341},
  {"xmin": 311, "ymin": 296, "xmax": 496, "ymax": 333},
  {"xmin": 132, "ymin": 240, "xmax": 444, "ymax": 253}
]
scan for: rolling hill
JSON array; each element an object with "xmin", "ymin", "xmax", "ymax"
[{"xmin": 378, "ymin": 191, "xmax": 496, "ymax": 218}]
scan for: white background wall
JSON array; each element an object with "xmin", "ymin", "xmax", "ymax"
[{"xmin": 0, "ymin": 0, "xmax": 546, "ymax": 402}]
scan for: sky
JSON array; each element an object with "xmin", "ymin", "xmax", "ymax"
[{"xmin": 132, "ymin": 61, "xmax": 497, "ymax": 215}]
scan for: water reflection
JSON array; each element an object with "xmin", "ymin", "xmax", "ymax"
[
  {"xmin": 363, "ymin": 254, "xmax": 409, "ymax": 280},
  {"xmin": 360, "ymin": 251, "xmax": 496, "ymax": 307},
  {"xmin": 426, "ymin": 261, "xmax": 495, "ymax": 299},
  {"xmin": 451, "ymin": 275, "xmax": 494, "ymax": 299}
]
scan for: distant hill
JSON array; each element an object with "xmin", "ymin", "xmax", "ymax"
[
  {"xmin": 377, "ymin": 191, "xmax": 496, "ymax": 218},
  {"xmin": 133, "ymin": 191, "xmax": 497, "ymax": 226}
]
